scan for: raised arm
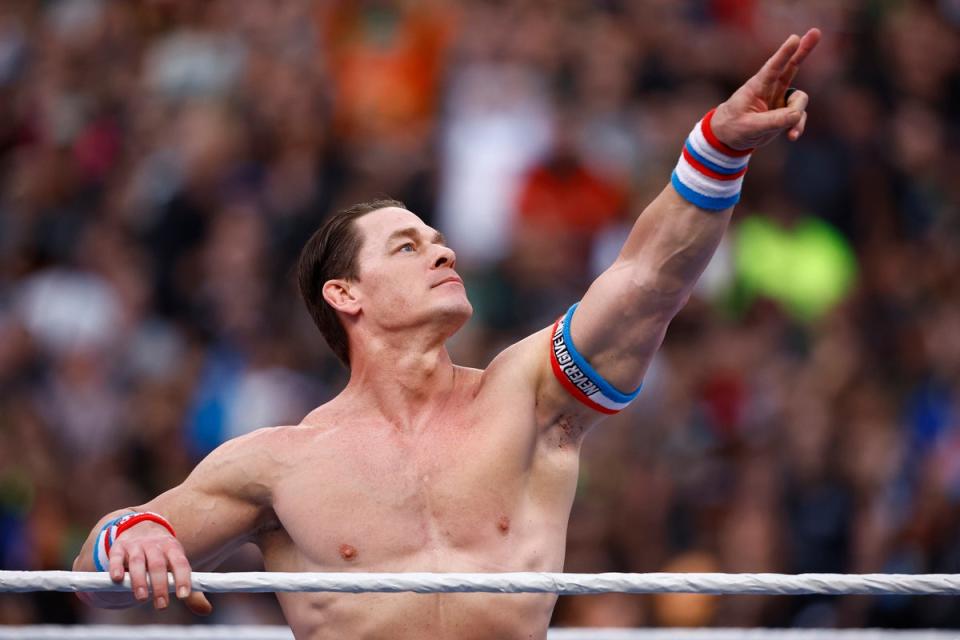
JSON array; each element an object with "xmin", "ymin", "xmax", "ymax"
[
  {"xmin": 534, "ymin": 30, "xmax": 821, "ymax": 421},
  {"xmin": 72, "ymin": 428, "xmax": 277, "ymax": 614}
]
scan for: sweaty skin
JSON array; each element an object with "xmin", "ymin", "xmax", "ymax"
[{"xmin": 74, "ymin": 29, "xmax": 820, "ymax": 640}]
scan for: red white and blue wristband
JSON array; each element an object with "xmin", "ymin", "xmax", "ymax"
[
  {"xmin": 550, "ymin": 303, "xmax": 642, "ymax": 415},
  {"xmin": 671, "ymin": 108, "xmax": 753, "ymax": 211},
  {"xmin": 92, "ymin": 511, "xmax": 176, "ymax": 572}
]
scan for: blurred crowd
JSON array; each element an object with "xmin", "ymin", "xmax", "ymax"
[{"xmin": 0, "ymin": 0, "xmax": 959, "ymax": 630}]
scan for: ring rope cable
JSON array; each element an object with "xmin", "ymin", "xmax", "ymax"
[
  {"xmin": 0, "ymin": 628, "xmax": 958, "ymax": 640},
  {"xmin": 3, "ymin": 571, "xmax": 960, "ymax": 595}
]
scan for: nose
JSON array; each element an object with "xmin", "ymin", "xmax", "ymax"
[{"xmin": 433, "ymin": 244, "xmax": 456, "ymax": 270}]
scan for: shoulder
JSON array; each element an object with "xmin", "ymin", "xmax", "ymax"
[
  {"xmin": 467, "ymin": 325, "xmax": 560, "ymax": 427},
  {"xmin": 230, "ymin": 420, "xmax": 345, "ymax": 464},
  {"xmin": 481, "ymin": 324, "xmax": 553, "ymax": 387},
  {"xmin": 481, "ymin": 321, "xmax": 611, "ymax": 431},
  {"xmin": 207, "ymin": 424, "xmax": 300, "ymax": 461}
]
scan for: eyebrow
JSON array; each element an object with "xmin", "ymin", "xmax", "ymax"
[{"xmin": 385, "ymin": 227, "xmax": 446, "ymax": 247}]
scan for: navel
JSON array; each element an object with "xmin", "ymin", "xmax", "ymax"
[
  {"xmin": 339, "ymin": 544, "xmax": 358, "ymax": 561},
  {"xmin": 497, "ymin": 515, "xmax": 510, "ymax": 535}
]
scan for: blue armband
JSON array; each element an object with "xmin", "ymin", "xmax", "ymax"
[{"xmin": 549, "ymin": 303, "xmax": 642, "ymax": 414}]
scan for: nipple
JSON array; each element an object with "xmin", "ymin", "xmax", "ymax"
[
  {"xmin": 339, "ymin": 544, "xmax": 358, "ymax": 561},
  {"xmin": 497, "ymin": 515, "xmax": 510, "ymax": 535}
]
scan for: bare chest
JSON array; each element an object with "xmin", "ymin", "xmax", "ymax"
[{"xmin": 266, "ymin": 401, "xmax": 563, "ymax": 571}]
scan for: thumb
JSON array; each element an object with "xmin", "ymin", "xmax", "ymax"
[
  {"xmin": 184, "ymin": 591, "xmax": 213, "ymax": 616},
  {"xmin": 749, "ymin": 106, "xmax": 803, "ymax": 132}
]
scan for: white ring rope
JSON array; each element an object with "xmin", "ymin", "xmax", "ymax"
[
  {"xmin": 0, "ymin": 628, "xmax": 958, "ymax": 640},
  {"xmin": 3, "ymin": 571, "xmax": 960, "ymax": 595}
]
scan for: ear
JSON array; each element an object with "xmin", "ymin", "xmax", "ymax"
[{"xmin": 321, "ymin": 279, "xmax": 361, "ymax": 317}]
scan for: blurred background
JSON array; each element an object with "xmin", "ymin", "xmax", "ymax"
[{"xmin": 0, "ymin": 0, "xmax": 959, "ymax": 630}]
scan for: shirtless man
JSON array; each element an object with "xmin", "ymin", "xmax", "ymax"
[{"xmin": 74, "ymin": 30, "xmax": 820, "ymax": 639}]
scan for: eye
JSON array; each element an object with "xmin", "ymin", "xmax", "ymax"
[{"xmin": 398, "ymin": 242, "xmax": 416, "ymax": 253}]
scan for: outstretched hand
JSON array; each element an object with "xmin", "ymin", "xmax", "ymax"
[{"xmin": 711, "ymin": 28, "xmax": 821, "ymax": 150}]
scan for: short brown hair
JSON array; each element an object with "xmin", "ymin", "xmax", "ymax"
[{"xmin": 297, "ymin": 198, "xmax": 405, "ymax": 366}]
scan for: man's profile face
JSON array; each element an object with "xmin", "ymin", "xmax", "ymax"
[{"xmin": 350, "ymin": 207, "xmax": 473, "ymax": 336}]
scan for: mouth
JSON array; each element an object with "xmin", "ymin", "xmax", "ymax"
[{"xmin": 433, "ymin": 276, "xmax": 464, "ymax": 288}]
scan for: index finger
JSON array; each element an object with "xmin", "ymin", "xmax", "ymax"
[
  {"xmin": 755, "ymin": 33, "xmax": 802, "ymax": 91},
  {"xmin": 791, "ymin": 28, "xmax": 822, "ymax": 69},
  {"xmin": 770, "ymin": 28, "xmax": 821, "ymax": 106}
]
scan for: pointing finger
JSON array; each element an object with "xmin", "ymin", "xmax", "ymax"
[
  {"xmin": 792, "ymin": 28, "xmax": 822, "ymax": 68},
  {"xmin": 772, "ymin": 29, "xmax": 821, "ymax": 106},
  {"xmin": 756, "ymin": 34, "xmax": 801, "ymax": 92}
]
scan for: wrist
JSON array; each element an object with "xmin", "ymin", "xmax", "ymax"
[
  {"xmin": 671, "ymin": 107, "xmax": 752, "ymax": 211},
  {"xmin": 93, "ymin": 511, "xmax": 176, "ymax": 572},
  {"xmin": 708, "ymin": 104, "xmax": 754, "ymax": 153}
]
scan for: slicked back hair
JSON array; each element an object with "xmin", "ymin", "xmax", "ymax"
[{"xmin": 297, "ymin": 198, "xmax": 406, "ymax": 367}]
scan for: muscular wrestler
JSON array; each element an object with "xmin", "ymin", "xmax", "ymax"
[{"xmin": 74, "ymin": 30, "xmax": 820, "ymax": 639}]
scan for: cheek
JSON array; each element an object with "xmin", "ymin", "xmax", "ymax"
[{"xmin": 363, "ymin": 266, "xmax": 422, "ymax": 310}]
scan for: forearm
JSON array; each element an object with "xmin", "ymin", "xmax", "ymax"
[
  {"xmin": 616, "ymin": 185, "xmax": 733, "ymax": 312},
  {"xmin": 71, "ymin": 430, "xmax": 276, "ymax": 614},
  {"xmin": 566, "ymin": 184, "xmax": 731, "ymax": 394},
  {"xmin": 615, "ymin": 32, "xmax": 820, "ymax": 312},
  {"xmin": 535, "ymin": 30, "xmax": 818, "ymax": 408},
  {"xmin": 565, "ymin": 117, "xmax": 748, "ymax": 390}
]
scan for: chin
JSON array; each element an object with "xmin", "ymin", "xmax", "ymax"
[{"xmin": 433, "ymin": 297, "xmax": 473, "ymax": 334}]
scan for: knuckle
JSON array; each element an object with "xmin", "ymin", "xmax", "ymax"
[{"xmin": 165, "ymin": 538, "xmax": 185, "ymax": 551}]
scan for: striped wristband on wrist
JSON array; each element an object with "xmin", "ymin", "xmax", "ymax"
[
  {"xmin": 93, "ymin": 511, "xmax": 176, "ymax": 572},
  {"xmin": 671, "ymin": 108, "xmax": 753, "ymax": 211}
]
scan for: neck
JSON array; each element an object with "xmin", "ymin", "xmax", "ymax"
[{"xmin": 343, "ymin": 325, "xmax": 456, "ymax": 430}]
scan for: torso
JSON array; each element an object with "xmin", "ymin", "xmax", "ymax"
[{"xmin": 254, "ymin": 342, "xmax": 585, "ymax": 639}]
